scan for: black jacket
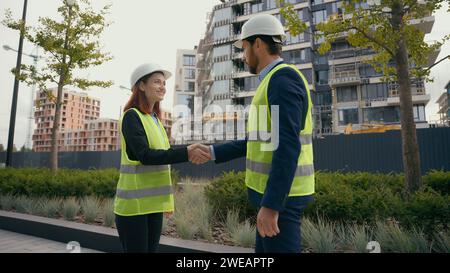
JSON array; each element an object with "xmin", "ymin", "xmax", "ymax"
[{"xmin": 121, "ymin": 109, "xmax": 188, "ymax": 165}]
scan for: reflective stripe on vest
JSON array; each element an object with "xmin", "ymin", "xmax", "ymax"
[
  {"xmin": 246, "ymin": 159, "xmax": 315, "ymax": 177},
  {"xmin": 247, "ymin": 131, "xmax": 312, "ymax": 145},
  {"xmin": 116, "ymin": 185, "xmax": 173, "ymax": 200}
]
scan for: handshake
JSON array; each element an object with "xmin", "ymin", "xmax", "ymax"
[{"xmin": 187, "ymin": 143, "xmax": 212, "ymax": 165}]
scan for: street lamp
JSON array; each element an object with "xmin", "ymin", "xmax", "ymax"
[
  {"xmin": 118, "ymin": 85, "xmax": 132, "ymax": 119},
  {"xmin": 4, "ymin": 44, "xmax": 43, "ymax": 150},
  {"xmin": 5, "ymin": 0, "xmax": 28, "ymax": 167}
]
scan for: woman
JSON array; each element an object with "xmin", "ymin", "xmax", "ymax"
[{"xmin": 114, "ymin": 63, "xmax": 210, "ymax": 253}]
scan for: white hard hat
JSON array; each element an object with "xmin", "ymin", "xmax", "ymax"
[
  {"xmin": 234, "ymin": 14, "xmax": 286, "ymax": 49},
  {"xmin": 130, "ymin": 63, "xmax": 172, "ymax": 87}
]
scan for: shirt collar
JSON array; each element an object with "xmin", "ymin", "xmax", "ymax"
[{"xmin": 258, "ymin": 57, "xmax": 284, "ymax": 81}]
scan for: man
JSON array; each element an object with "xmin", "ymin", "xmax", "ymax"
[{"xmin": 200, "ymin": 14, "xmax": 315, "ymax": 253}]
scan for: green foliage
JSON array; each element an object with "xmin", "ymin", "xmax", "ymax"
[
  {"xmin": 348, "ymin": 224, "xmax": 372, "ymax": 253},
  {"xmin": 230, "ymin": 220, "xmax": 256, "ymax": 248},
  {"xmin": 101, "ymin": 199, "xmax": 115, "ymax": 227},
  {"xmin": 40, "ymin": 198, "xmax": 62, "ymax": 218},
  {"xmin": 374, "ymin": 221, "xmax": 432, "ymax": 253},
  {"xmin": 62, "ymin": 197, "xmax": 80, "ymax": 220},
  {"xmin": 2, "ymin": 0, "xmax": 113, "ymax": 92},
  {"xmin": 204, "ymin": 170, "xmax": 449, "ymax": 236},
  {"xmin": 204, "ymin": 171, "xmax": 256, "ymax": 221},
  {"xmin": 423, "ymin": 170, "xmax": 450, "ymax": 195},
  {"xmin": 301, "ymin": 217, "xmax": 337, "ymax": 253},
  {"xmin": 0, "ymin": 168, "xmax": 118, "ymax": 198},
  {"xmin": 225, "ymin": 209, "xmax": 241, "ymax": 235},
  {"xmin": 173, "ymin": 184, "xmax": 214, "ymax": 241},
  {"xmin": 81, "ymin": 196, "xmax": 101, "ymax": 223},
  {"xmin": 0, "ymin": 194, "xmax": 15, "ymax": 211},
  {"xmin": 433, "ymin": 231, "xmax": 450, "ymax": 253}
]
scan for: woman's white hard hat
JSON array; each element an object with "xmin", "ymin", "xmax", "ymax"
[{"xmin": 130, "ymin": 63, "xmax": 172, "ymax": 87}]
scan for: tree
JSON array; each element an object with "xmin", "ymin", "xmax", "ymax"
[
  {"xmin": 0, "ymin": 144, "xmax": 5, "ymax": 152},
  {"xmin": 281, "ymin": 0, "xmax": 449, "ymax": 195},
  {"xmin": 3, "ymin": 0, "xmax": 113, "ymax": 173},
  {"xmin": 20, "ymin": 145, "xmax": 32, "ymax": 152}
]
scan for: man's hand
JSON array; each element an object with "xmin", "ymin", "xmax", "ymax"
[
  {"xmin": 187, "ymin": 143, "xmax": 211, "ymax": 165},
  {"xmin": 257, "ymin": 207, "xmax": 280, "ymax": 238}
]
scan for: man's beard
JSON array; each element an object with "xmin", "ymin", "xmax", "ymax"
[{"xmin": 249, "ymin": 65, "xmax": 257, "ymax": 74}]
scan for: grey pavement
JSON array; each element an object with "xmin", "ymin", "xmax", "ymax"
[{"xmin": 0, "ymin": 229, "xmax": 103, "ymax": 253}]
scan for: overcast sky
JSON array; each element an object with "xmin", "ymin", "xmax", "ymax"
[{"xmin": 0, "ymin": 0, "xmax": 449, "ymax": 148}]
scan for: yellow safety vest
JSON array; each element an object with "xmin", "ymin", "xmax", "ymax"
[
  {"xmin": 114, "ymin": 108, "xmax": 174, "ymax": 216},
  {"xmin": 245, "ymin": 63, "xmax": 315, "ymax": 196}
]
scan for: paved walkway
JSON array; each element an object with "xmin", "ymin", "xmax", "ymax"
[{"xmin": 0, "ymin": 229, "xmax": 102, "ymax": 253}]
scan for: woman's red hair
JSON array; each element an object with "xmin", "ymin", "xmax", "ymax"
[{"xmin": 123, "ymin": 72, "xmax": 162, "ymax": 119}]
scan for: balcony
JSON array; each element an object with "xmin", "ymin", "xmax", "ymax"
[
  {"xmin": 409, "ymin": 15, "xmax": 435, "ymax": 34},
  {"xmin": 387, "ymin": 85, "xmax": 430, "ymax": 105},
  {"xmin": 329, "ymin": 69, "xmax": 361, "ymax": 86},
  {"xmin": 231, "ymin": 89, "xmax": 256, "ymax": 98},
  {"xmin": 231, "ymin": 69, "xmax": 250, "ymax": 78},
  {"xmin": 330, "ymin": 48, "xmax": 357, "ymax": 60}
]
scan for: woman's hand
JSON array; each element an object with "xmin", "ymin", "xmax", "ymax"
[{"xmin": 187, "ymin": 143, "xmax": 211, "ymax": 165}]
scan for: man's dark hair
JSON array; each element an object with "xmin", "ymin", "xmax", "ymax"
[{"xmin": 245, "ymin": 35, "xmax": 283, "ymax": 55}]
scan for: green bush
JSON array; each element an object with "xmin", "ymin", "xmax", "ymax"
[
  {"xmin": 204, "ymin": 171, "xmax": 256, "ymax": 221},
  {"xmin": 0, "ymin": 168, "xmax": 118, "ymax": 198},
  {"xmin": 204, "ymin": 170, "xmax": 449, "ymax": 236},
  {"xmin": 423, "ymin": 170, "xmax": 450, "ymax": 195}
]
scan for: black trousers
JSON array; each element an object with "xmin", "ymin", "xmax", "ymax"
[{"xmin": 115, "ymin": 213, "xmax": 163, "ymax": 253}]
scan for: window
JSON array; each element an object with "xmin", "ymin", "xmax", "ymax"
[
  {"xmin": 213, "ymin": 45, "xmax": 231, "ymax": 58},
  {"xmin": 244, "ymin": 76, "xmax": 260, "ymax": 91},
  {"xmin": 316, "ymin": 70, "xmax": 329, "ymax": 85},
  {"xmin": 314, "ymin": 91, "xmax": 332, "ymax": 105},
  {"xmin": 184, "ymin": 82, "xmax": 195, "ymax": 92},
  {"xmin": 285, "ymin": 31, "xmax": 305, "ymax": 45},
  {"xmin": 183, "ymin": 55, "xmax": 196, "ymax": 66},
  {"xmin": 338, "ymin": 108, "xmax": 359, "ymax": 126},
  {"xmin": 314, "ymin": 54, "xmax": 328, "ymax": 65},
  {"xmin": 282, "ymin": 49, "xmax": 307, "ymax": 64},
  {"xmin": 359, "ymin": 64, "xmax": 383, "ymax": 77},
  {"xmin": 313, "ymin": 10, "xmax": 327, "ymax": 24},
  {"xmin": 251, "ymin": 2, "xmax": 263, "ymax": 13},
  {"xmin": 361, "ymin": 83, "xmax": 388, "ymax": 100},
  {"xmin": 267, "ymin": 0, "xmax": 277, "ymax": 10},
  {"xmin": 363, "ymin": 107, "xmax": 400, "ymax": 123},
  {"xmin": 337, "ymin": 86, "xmax": 358, "ymax": 102},
  {"xmin": 185, "ymin": 68, "xmax": 195, "ymax": 79},
  {"xmin": 413, "ymin": 105, "xmax": 426, "ymax": 121}
]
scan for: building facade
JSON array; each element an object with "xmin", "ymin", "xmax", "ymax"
[
  {"xmin": 436, "ymin": 81, "xmax": 450, "ymax": 126},
  {"xmin": 173, "ymin": 49, "xmax": 197, "ymax": 118},
  {"xmin": 33, "ymin": 88, "xmax": 122, "ymax": 152},
  {"xmin": 62, "ymin": 118, "xmax": 119, "ymax": 152},
  {"xmin": 194, "ymin": 0, "xmax": 437, "ymax": 140}
]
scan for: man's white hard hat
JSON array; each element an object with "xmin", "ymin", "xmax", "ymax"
[
  {"xmin": 130, "ymin": 63, "xmax": 172, "ymax": 87},
  {"xmin": 233, "ymin": 14, "xmax": 286, "ymax": 49}
]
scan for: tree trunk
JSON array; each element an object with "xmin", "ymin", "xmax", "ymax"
[
  {"xmin": 50, "ymin": 79, "xmax": 65, "ymax": 173},
  {"xmin": 392, "ymin": 2, "xmax": 422, "ymax": 195},
  {"xmin": 50, "ymin": 6, "xmax": 72, "ymax": 174}
]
